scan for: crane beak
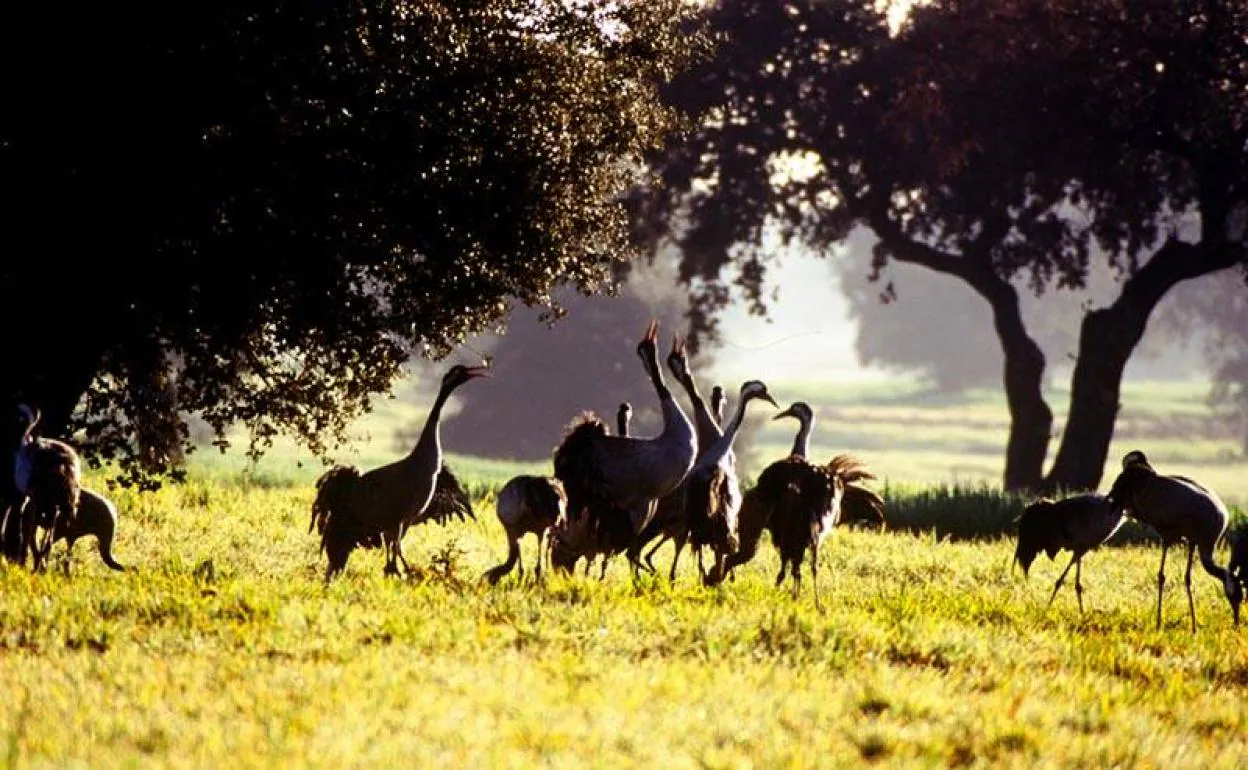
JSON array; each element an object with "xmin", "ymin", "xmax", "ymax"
[
  {"xmin": 772, "ymin": 405, "xmax": 797, "ymax": 421},
  {"xmin": 462, "ymin": 365, "xmax": 492, "ymax": 380},
  {"xmin": 644, "ymin": 318, "xmax": 658, "ymax": 343},
  {"xmin": 762, "ymin": 393, "xmax": 778, "ymax": 408}
]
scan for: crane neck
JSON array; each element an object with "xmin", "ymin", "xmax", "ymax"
[
  {"xmin": 789, "ymin": 413, "xmax": 813, "ymax": 459},
  {"xmin": 409, "ymin": 381, "xmax": 456, "ymax": 468},
  {"xmin": 697, "ymin": 391, "xmax": 754, "ymax": 470},
  {"xmin": 650, "ymin": 351, "xmax": 695, "ymax": 453},
  {"xmin": 679, "ymin": 371, "xmax": 723, "ymax": 452},
  {"xmin": 645, "ymin": 347, "xmax": 672, "ymax": 403}
]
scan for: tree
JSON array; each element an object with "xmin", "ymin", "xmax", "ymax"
[
  {"xmin": 632, "ymin": 0, "xmax": 1247, "ymax": 491},
  {"xmin": 840, "ymin": 234, "xmax": 1202, "ymax": 393},
  {"xmin": 0, "ymin": 1, "xmax": 706, "ymax": 487}
]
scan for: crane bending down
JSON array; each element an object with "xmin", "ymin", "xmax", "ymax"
[
  {"xmin": 483, "ymin": 475, "xmax": 566, "ymax": 585},
  {"xmin": 1013, "ymin": 494, "xmax": 1125, "ymax": 613},
  {"xmin": 1105, "ymin": 450, "xmax": 1242, "ymax": 631},
  {"xmin": 551, "ymin": 320, "xmax": 696, "ymax": 575},
  {"xmin": 309, "ymin": 364, "xmax": 489, "ymax": 579},
  {"xmin": 1229, "ymin": 523, "xmax": 1248, "ymax": 591}
]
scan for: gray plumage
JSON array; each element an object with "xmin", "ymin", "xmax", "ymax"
[
  {"xmin": 775, "ymin": 403, "xmax": 885, "ymax": 530},
  {"xmin": 668, "ymin": 336, "xmax": 723, "ymax": 458},
  {"xmin": 755, "ymin": 455, "xmax": 844, "ymax": 609},
  {"xmin": 309, "ymin": 364, "xmax": 489, "ymax": 579},
  {"xmin": 1014, "ymin": 494, "xmax": 1124, "ymax": 613},
  {"xmin": 552, "ymin": 320, "xmax": 696, "ymax": 573},
  {"xmin": 1105, "ymin": 450, "xmax": 1242, "ymax": 630},
  {"xmin": 635, "ymin": 349, "xmax": 743, "ymax": 581},
  {"xmin": 483, "ymin": 475, "xmax": 566, "ymax": 585},
  {"xmin": 682, "ymin": 380, "xmax": 777, "ymax": 583}
]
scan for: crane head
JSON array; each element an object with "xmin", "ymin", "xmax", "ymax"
[
  {"xmin": 1121, "ymin": 449, "xmax": 1152, "ymax": 471},
  {"xmin": 772, "ymin": 402, "xmax": 813, "ymax": 425},
  {"xmin": 636, "ymin": 318, "xmax": 660, "ymax": 375},
  {"xmin": 664, "ymin": 332, "xmax": 691, "ymax": 385},
  {"xmin": 739, "ymin": 380, "xmax": 778, "ymax": 409},
  {"xmin": 1224, "ymin": 575, "xmax": 1242, "ymax": 627}
]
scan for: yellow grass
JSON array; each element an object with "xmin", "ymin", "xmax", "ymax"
[{"xmin": 2, "ymin": 472, "xmax": 1246, "ymax": 768}]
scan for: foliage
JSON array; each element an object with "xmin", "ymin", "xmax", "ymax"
[
  {"xmin": 0, "ymin": 0, "xmax": 708, "ymax": 488},
  {"xmin": 1, "ymin": 470, "xmax": 1246, "ymax": 766},
  {"xmin": 839, "ymin": 234, "xmax": 1210, "ymax": 393},
  {"xmin": 633, "ymin": 0, "xmax": 1248, "ymax": 489}
]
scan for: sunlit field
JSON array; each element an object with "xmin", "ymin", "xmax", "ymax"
[
  {"xmin": 3, "ymin": 376, "xmax": 1246, "ymax": 767},
  {"xmin": 1, "ymin": 474, "xmax": 1245, "ymax": 768}
]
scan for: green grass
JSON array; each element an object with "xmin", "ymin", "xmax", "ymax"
[
  {"xmin": 2, "ymin": 471, "xmax": 1247, "ymax": 768},
  {"xmin": 161, "ymin": 375, "xmax": 1248, "ymax": 510}
]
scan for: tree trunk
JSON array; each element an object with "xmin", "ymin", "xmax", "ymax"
[
  {"xmin": 1043, "ymin": 308, "xmax": 1140, "ymax": 491},
  {"xmin": 869, "ymin": 217, "xmax": 1055, "ymax": 492},
  {"xmin": 970, "ymin": 277, "xmax": 1053, "ymax": 491},
  {"xmin": 1045, "ymin": 237, "xmax": 1243, "ymax": 491}
]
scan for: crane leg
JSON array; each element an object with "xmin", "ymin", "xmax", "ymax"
[
  {"xmin": 534, "ymin": 530, "xmax": 545, "ymax": 583},
  {"xmin": 643, "ymin": 534, "xmax": 668, "ymax": 573},
  {"xmin": 1184, "ymin": 543, "xmax": 1197, "ymax": 634},
  {"xmin": 811, "ymin": 541, "xmax": 822, "ymax": 612},
  {"xmin": 1047, "ymin": 554, "xmax": 1078, "ymax": 609},
  {"xmin": 1074, "ymin": 559, "xmax": 1085, "ymax": 614},
  {"xmin": 775, "ymin": 560, "xmax": 787, "ymax": 588},
  {"xmin": 395, "ymin": 531, "xmax": 413, "ymax": 574},
  {"xmin": 1155, "ymin": 544, "xmax": 1169, "ymax": 630},
  {"xmin": 668, "ymin": 533, "xmax": 687, "ymax": 583}
]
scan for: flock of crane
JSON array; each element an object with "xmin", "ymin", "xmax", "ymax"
[
  {"xmin": 305, "ymin": 319, "xmax": 1248, "ymax": 631},
  {"xmin": 306, "ymin": 319, "xmax": 884, "ymax": 610},
  {"xmin": 2, "ymin": 319, "xmax": 1246, "ymax": 633}
]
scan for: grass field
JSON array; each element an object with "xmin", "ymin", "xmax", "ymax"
[
  {"xmin": 3, "ymin": 376, "xmax": 1247, "ymax": 767},
  {"xmin": 1, "ymin": 475, "xmax": 1246, "ymax": 768}
]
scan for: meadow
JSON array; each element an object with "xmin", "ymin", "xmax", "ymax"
[{"xmin": 2, "ymin": 376, "xmax": 1247, "ymax": 768}]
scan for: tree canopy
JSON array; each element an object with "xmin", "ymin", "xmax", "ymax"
[
  {"xmin": 0, "ymin": 0, "xmax": 706, "ymax": 487},
  {"xmin": 634, "ymin": 0, "xmax": 1248, "ymax": 490}
]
